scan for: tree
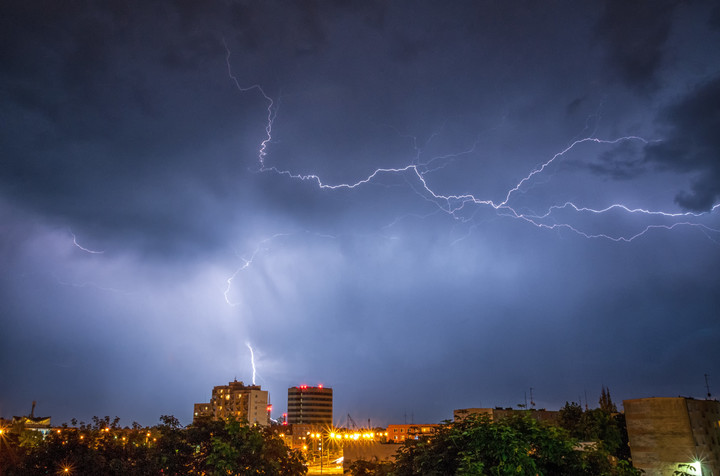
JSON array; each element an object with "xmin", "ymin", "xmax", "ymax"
[
  {"xmin": 2, "ymin": 415, "xmax": 305, "ymax": 476},
  {"xmin": 599, "ymin": 386, "xmax": 618, "ymax": 414},
  {"xmin": 393, "ymin": 415, "xmax": 584, "ymax": 475},
  {"xmin": 347, "ymin": 458, "xmax": 394, "ymax": 476},
  {"xmin": 558, "ymin": 401, "xmax": 587, "ymax": 439},
  {"xmin": 205, "ymin": 417, "xmax": 306, "ymax": 475},
  {"xmin": 558, "ymin": 395, "xmax": 631, "ymax": 462},
  {"xmin": 391, "ymin": 414, "xmax": 640, "ymax": 476}
]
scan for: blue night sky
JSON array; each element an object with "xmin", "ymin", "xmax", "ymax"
[{"xmin": 1, "ymin": 1, "xmax": 719, "ymax": 427}]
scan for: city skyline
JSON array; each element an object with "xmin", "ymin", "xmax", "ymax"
[{"xmin": 2, "ymin": 1, "xmax": 719, "ymax": 427}]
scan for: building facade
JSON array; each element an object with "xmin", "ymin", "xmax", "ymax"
[
  {"xmin": 624, "ymin": 397, "xmax": 720, "ymax": 476},
  {"xmin": 193, "ymin": 380, "xmax": 269, "ymax": 426},
  {"xmin": 287, "ymin": 385, "xmax": 333, "ymax": 426},
  {"xmin": 386, "ymin": 423, "xmax": 439, "ymax": 443}
]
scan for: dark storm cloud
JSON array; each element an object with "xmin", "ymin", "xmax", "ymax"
[
  {"xmin": 0, "ymin": 1, "xmax": 399, "ymax": 259},
  {"xmin": 596, "ymin": 0, "xmax": 679, "ymax": 92},
  {"xmin": 710, "ymin": 4, "xmax": 720, "ymax": 30},
  {"xmin": 644, "ymin": 76, "xmax": 720, "ymax": 211},
  {"xmin": 588, "ymin": 141, "xmax": 645, "ymax": 180},
  {"xmin": 1, "ymin": 1, "xmax": 719, "ymax": 427},
  {"xmin": 0, "ymin": 2, "xmax": 263, "ymax": 256}
]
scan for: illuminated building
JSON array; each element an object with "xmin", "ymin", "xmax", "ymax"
[
  {"xmin": 287, "ymin": 385, "xmax": 333, "ymax": 425},
  {"xmin": 624, "ymin": 397, "xmax": 720, "ymax": 475},
  {"xmin": 386, "ymin": 423, "xmax": 439, "ymax": 443},
  {"xmin": 193, "ymin": 379, "xmax": 269, "ymax": 426},
  {"xmin": 10, "ymin": 401, "xmax": 51, "ymax": 436}
]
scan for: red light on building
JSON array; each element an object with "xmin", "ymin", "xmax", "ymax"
[
  {"xmin": 267, "ymin": 404, "xmax": 273, "ymax": 412},
  {"xmin": 318, "ymin": 384, "xmax": 323, "ymax": 388}
]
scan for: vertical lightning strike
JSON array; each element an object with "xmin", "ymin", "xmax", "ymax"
[{"xmin": 246, "ymin": 342, "xmax": 257, "ymax": 385}]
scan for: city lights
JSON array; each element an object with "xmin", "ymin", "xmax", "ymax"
[{"xmin": 57, "ymin": 461, "xmax": 75, "ymax": 475}]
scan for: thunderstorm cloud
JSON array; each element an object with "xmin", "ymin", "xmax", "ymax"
[{"xmin": 1, "ymin": 0, "xmax": 719, "ymax": 426}]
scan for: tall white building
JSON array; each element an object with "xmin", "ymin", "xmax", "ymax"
[{"xmin": 194, "ymin": 379, "xmax": 269, "ymax": 426}]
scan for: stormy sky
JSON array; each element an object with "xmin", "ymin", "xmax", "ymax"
[{"xmin": 2, "ymin": 1, "xmax": 719, "ymax": 427}]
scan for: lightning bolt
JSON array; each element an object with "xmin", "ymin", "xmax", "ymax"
[
  {"xmin": 70, "ymin": 231, "xmax": 104, "ymax": 254},
  {"xmin": 224, "ymin": 40, "xmax": 275, "ymax": 168},
  {"xmin": 222, "ymin": 41, "xmax": 720, "ymax": 243},
  {"xmin": 246, "ymin": 342, "xmax": 257, "ymax": 385},
  {"xmin": 64, "ymin": 233, "xmax": 134, "ymax": 293},
  {"xmin": 224, "ymin": 233, "xmax": 292, "ymax": 307},
  {"xmin": 255, "ymin": 128, "xmax": 719, "ymax": 241}
]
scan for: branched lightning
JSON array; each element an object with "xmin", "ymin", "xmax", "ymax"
[
  {"xmin": 221, "ymin": 45, "xmax": 720, "ymax": 307},
  {"xmin": 223, "ymin": 231, "xmax": 337, "ymax": 306},
  {"xmin": 224, "ymin": 40, "xmax": 275, "ymax": 168},
  {"xmin": 250, "ymin": 121, "xmax": 719, "ymax": 241},
  {"xmin": 497, "ymin": 137, "xmax": 650, "ymax": 208},
  {"xmin": 224, "ymin": 233, "xmax": 291, "ymax": 306},
  {"xmin": 223, "ymin": 40, "xmax": 720, "ymax": 243}
]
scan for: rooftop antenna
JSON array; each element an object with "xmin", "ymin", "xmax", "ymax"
[
  {"xmin": 705, "ymin": 373, "xmax": 712, "ymax": 399},
  {"xmin": 530, "ymin": 387, "xmax": 535, "ymax": 409}
]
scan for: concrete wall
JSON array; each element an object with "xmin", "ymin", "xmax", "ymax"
[
  {"xmin": 624, "ymin": 397, "xmax": 720, "ymax": 476},
  {"xmin": 343, "ymin": 442, "xmax": 399, "ymax": 471}
]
